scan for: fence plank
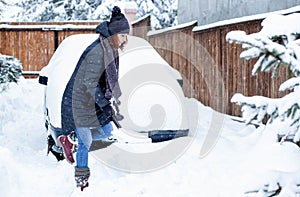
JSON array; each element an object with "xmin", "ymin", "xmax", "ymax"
[{"xmin": 21, "ymin": 31, "xmax": 29, "ymax": 72}]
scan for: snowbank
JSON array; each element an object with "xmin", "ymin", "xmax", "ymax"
[{"xmin": 1, "ymin": 78, "xmax": 300, "ymax": 196}]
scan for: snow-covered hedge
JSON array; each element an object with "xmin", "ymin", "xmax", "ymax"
[{"xmin": 0, "ymin": 54, "xmax": 23, "ymax": 92}]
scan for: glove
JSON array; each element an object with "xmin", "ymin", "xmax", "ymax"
[
  {"xmin": 102, "ymin": 104, "xmax": 113, "ymax": 117},
  {"xmin": 112, "ymin": 99, "xmax": 124, "ymax": 121}
]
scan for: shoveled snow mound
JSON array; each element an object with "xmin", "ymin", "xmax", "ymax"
[{"xmin": 1, "ymin": 79, "xmax": 300, "ymax": 196}]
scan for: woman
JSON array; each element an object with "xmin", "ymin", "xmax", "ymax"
[{"xmin": 57, "ymin": 6, "xmax": 129, "ymax": 190}]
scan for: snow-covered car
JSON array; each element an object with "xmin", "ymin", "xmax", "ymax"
[{"xmin": 39, "ymin": 34, "xmax": 189, "ymax": 160}]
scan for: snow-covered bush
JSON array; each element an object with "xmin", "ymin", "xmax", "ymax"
[
  {"xmin": 0, "ymin": 54, "xmax": 23, "ymax": 92},
  {"xmin": 226, "ymin": 13, "xmax": 300, "ymax": 143}
]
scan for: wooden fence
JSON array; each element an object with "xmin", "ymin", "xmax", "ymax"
[
  {"xmin": 0, "ymin": 18, "xmax": 293, "ymax": 116},
  {"xmin": 133, "ymin": 16, "xmax": 290, "ymax": 116},
  {"xmin": 0, "ymin": 22, "xmax": 99, "ymax": 77},
  {"xmin": 131, "ymin": 14, "xmax": 151, "ymax": 41}
]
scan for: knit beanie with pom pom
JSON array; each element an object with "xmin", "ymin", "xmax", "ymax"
[{"xmin": 108, "ymin": 6, "xmax": 130, "ymax": 35}]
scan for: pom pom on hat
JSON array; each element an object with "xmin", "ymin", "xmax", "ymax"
[
  {"xmin": 108, "ymin": 6, "xmax": 130, "ymax": 35},
  {"xmin": 111, "ymin": 6, "xmax": 122, "ymax": 17}
]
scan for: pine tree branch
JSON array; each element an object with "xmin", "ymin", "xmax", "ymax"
[{"xmin": 227, "ymin": 31, "xmax": 300, "ymax": 76}]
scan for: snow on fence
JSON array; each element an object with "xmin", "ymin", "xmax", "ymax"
[{"xmin": 0, "ymin": 13, "xmax": 295, "ymax": 116}]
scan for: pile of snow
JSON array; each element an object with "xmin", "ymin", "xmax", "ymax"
[
  {"xmin": 1, "ymin": 78, "xmax": 300, "ymax": 196},
  {"xmin": 118, "ymin": 36, "xmax": 186, "ymax": 131}
]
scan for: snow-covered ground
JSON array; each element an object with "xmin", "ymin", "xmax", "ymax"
[{"xmin": 1, "ymin": 78, "xmax": 300, "ymax": 197}]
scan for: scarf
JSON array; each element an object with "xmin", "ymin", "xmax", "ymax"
[{"xmin": 99, "ymin": 35, "xmax": 123, "ymax": 120}]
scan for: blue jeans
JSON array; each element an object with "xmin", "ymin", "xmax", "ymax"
[{"xmin": 75, "ymin": 122, "xmax": 113, "ymax": 168}]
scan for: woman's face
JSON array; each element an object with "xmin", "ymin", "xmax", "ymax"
[{"xmin": 111, "ymin": 34, "xmax": 128, "ymax": 50}]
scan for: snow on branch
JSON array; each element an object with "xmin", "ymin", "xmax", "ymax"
[
  {"xmin": 231, "ymin": 93, "xmax": 277, "ymax": 124},
  {"xmin": 226, "ymin": 30, "xmax": 300, "ymax": 77},
  {"xmin": 279, "ymin": 77, "xmax": 300, "ymax": 91}
]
